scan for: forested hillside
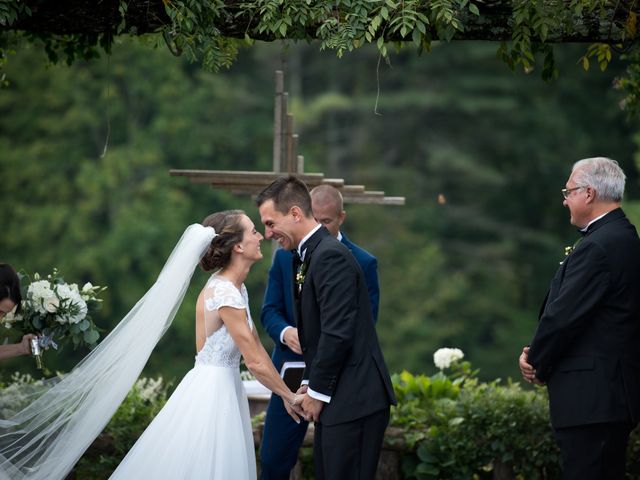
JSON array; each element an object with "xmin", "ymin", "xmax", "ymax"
[{"xmin": 1, "ymin": 38, "xmax": 638, "ymax": 383}]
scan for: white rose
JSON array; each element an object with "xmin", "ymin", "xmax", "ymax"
[
  {"xmin": 28, "ymin": 280, "xmax": 55, "ymax": 314},
  {"xmin": 44, "ymin": 296, "xmax": 60, "ymax": 313},
  {"xmin": 433, "ymin": 347, "xmax": 465, "ymax": 370}
]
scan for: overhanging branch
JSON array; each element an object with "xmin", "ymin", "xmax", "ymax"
[{"xmin": 3, "ymin": 0, "xmax": 638, "ymax": 44}]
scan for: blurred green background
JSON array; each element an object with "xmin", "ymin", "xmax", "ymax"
[{"xmin": 2, "ymin": 38, "xmax": 639, "ymax": 385}]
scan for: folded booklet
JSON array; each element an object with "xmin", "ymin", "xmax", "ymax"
[{"xmin": 280, "ymin": 361, "xmax": 305, "ymax": 393}]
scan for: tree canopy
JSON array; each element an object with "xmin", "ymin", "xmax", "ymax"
[
  {"xmin": 2, "ymin": 0, "xmax": 640, "ymax": 112},
  {"xmin": 2, "ymin": 38, "xmax": 639, "ymax": 382}
]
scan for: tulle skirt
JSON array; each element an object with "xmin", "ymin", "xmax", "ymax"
[{"xmin": 109, "ymin": 365, "xmax": 256, "ymax": 479}]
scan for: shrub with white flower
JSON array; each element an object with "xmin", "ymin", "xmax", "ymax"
[
  {"xmin": 3, "ymin": 269, "xmax": 106, "ymax": 358},
  {"xmin": 0, "ymin": 372, "xmax": 48, "ymax": 418},
  {"xmin": 134, "ymin": 377, "xmax": 166, "ymax": 402},
  {"xmin": 433, "ymin": 347, "xmax": 465, "ymax": 370}
]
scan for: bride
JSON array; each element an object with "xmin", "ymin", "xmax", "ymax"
[
  {"xmin": 0, "ymin": 210, "xmax": 301, "ymax": 480},
  {"xmin": 110, "ymin": 209, "xmax": 302, "ymax": 479}
]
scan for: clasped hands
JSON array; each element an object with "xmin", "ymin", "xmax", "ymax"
[
  {"xmin": 285, "ymin": 385, "xmax": 324, "ymax": 424},
  {"xmin": 519, "ymin": 346, "xmax": 545, "ymax": 386}
]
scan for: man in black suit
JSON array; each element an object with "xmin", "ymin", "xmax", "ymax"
[
  {"xmin": 519, "ymin": 157, "xmax": 640, "ymax": 479},
  {"xmin": 257, "ymin": 176, "xmax": 396, "ymax": 480}
]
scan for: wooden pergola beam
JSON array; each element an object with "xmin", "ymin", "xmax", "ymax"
[
  {"xmin": 170, "ymin": 71, "xmax": 406, "ymax": 206},
  {"xmin": 169, "ymin": 169, "xmax": 339, "ymax": 187}
]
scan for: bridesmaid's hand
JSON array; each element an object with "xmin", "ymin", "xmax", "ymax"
[{"xmin": 20, "ymin": 334, "xmax": 37, "ymax": 356}]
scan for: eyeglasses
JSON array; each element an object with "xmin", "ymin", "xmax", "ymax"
[{"xmin": 561, "ymin": 186, "xmax": 587, "ymax": 199}]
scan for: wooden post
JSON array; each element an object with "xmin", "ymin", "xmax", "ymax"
[
  {"xmin": 292, "ymin": 134, "xmax": 299, "ymax": 173},
  {"xmin": 286, "ymin": 113, "xmax": 295, "ymax": 173},
  {"xmin": 273, "ymin": 71, "xmax": 284, "ymax": 172}
]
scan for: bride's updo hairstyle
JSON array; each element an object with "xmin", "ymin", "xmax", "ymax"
[{"xmin": 200, "ymin": 210, "xmax": 246, "ymax": 271}]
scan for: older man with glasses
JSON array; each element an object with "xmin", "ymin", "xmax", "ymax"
[{"xmin": 519, "ymin": 157, "xmax": 640, "ymax": 479}]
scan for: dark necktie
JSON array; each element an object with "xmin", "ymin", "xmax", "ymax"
[{"xmin": 292, "ymin": 249, "xmax": 302, "ymax": 271}]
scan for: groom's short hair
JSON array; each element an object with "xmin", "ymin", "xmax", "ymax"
[{"xmin": 256, "ymin": 176, "xmax": 313, "ymax": 217}]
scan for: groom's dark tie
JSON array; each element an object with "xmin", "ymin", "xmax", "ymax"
[{"xmin": 292, "ymin": 249, "xmax": 302, "ymax": 270}]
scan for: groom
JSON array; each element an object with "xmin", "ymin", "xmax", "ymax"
[{"xmin": 257, "ymin": 176, "xmax": 396, "ymax": 480}]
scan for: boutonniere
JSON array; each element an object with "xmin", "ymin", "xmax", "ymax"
[
  {"xmin": 559, "ymin": 238, "xmax": 582, "ymax": 265},
  {"xmin": 295, "ymin": 263, "xmax": 307, "ymax": 290}
]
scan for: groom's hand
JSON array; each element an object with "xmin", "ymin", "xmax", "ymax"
[{"xmin": 301, "ymin": 394, "xmax": 324, "ymax": 423}]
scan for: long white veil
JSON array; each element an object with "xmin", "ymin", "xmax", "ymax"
[{"xmin": 0, "ymin": 223, "xmax": 216, "ymax": 480}]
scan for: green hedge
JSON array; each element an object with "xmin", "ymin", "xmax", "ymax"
[
  {"xmin": 390, "ymin": 361, "xmax": 640, "ymax": 479},
  {"xmin": 2, "ymin": 367, "xmax": 639, "ymax": 479}
]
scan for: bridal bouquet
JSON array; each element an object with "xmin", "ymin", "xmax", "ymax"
[{"xmin": 2, "ymin": 269, "xmax": 106, "ymax": 368}]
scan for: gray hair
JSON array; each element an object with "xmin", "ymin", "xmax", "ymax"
[{"xmin": 572, "ymin": 157, "xmax": 626, "ymax": 202}]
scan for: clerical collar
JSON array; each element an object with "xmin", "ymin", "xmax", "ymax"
[
  {"xmin": 580, "ymin": 211, "xmax": 610, "ymax": 233},
  {"xmin": 337, "ymin": 231, "xmax": 343, "ymax": 242},
  {"xmin": 298, "ymin": 224, "xmax": 322, "ymax": 260}
]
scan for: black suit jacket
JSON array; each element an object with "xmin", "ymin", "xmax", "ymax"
[
  {"xmin": 294, "ymin": 227, "xmax": 396, "ymax": 426},
  {"xmin": 528, "ymin": 208, "xmax": 640, "ymax": 428}
]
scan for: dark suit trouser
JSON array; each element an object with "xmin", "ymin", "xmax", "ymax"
[
  {"xmin": 554, "ymin": 421, "xmax": 634, "ymax": 480},
  {"xmin": 313, "ymin": 407, "xmax": 389, "ymax": 480},
  {"xmin": 259, "ymin": 393, "xmax": 309, "ymax": 480}
]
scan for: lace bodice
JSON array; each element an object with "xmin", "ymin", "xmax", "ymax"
[{"xmin": 194, "ymin": 274, "xmax": 254, "ymax": 368}]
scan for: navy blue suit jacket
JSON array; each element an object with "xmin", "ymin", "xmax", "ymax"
[{"xmin": 260, "ymin": 232, "xmax": 379, "ymax": 371}]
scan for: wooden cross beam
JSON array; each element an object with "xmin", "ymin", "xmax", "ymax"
[{"xmin": 170, "ymin": 71, "xmax": 405, "ymax": 206}]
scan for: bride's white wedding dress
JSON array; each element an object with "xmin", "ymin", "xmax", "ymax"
[{"xmin": 110, "ymin": 274, "xmax": 256, "ymax": 479}]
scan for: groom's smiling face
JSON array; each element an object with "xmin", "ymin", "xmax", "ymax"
[{"xmin": 259, "ymin": 199, "xmax": 298, "ymax": 250}]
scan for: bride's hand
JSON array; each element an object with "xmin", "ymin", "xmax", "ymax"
[{"xmin": 284, "ymin": 394, "xmax": 304, "ymax": 424}]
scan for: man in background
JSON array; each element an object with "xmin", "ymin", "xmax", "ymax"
[
  {"xmin": 259, "ymin": 184, "xmax": 380, "ymax": 480},
  {"xmin": 519, "ymin": 157, "xmax": 640, "ymax": 479}
]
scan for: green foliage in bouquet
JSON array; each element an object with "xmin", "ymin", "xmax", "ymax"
[{"xmin": 2, "ymin": 269, "xmax": 106, "ymax": 351}]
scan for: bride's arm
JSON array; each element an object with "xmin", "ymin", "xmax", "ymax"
[{"xmin": 219, "ymin": 306, "xmax": 302, "ymax": 420}]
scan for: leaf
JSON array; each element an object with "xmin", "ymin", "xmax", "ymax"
[
  {"xmin": 449, "ymin": 416, "xmax": 464, "ymax": 426},
  {"xmin": 412, "ymin": 28, "xmax": 422, "ymax": 46},
  {"xmin": 469, "ymin": 4, "xmax": 480, "ymax": 15},
  {"xmin": 83, "ymin": 329, "xmax": 100, "ymax": 344},
  {"xmin": 581, "ymin": 56, "xmax": 589, "ymax": 71}
]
